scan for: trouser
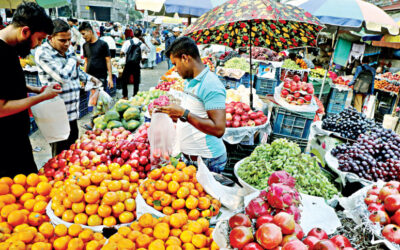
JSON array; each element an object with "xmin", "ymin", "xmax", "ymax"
[
  {"xmin": 122, "ymin": 62, "xmax": 141, "ymax": 98},
  {"xmin": 110, "ymin": 49, "xmax": 116, "ymax": 58},
  {"xmin": 181, "ymin": 152, "xmax": 227, "ymax": 174},
  {"xmin": 354, "ymin": 93, "xmax": 366, "ymax": 112},
  {"xmin": 50, "ymin": 120, "xmax": 79, "ymax": 157}
]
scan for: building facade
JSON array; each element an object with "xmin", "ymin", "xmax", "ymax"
[{"xmin": 75, "ymin": 0, "xmax": 128, "ymax": 22}]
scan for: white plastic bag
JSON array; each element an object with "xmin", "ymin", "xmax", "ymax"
[
  {"xmin": 31, "ymin": 97, "xmax": 70, "ymax": 143},
  {"xmin": 148, "ymin": 113, "xmax": 176, "ymax": 163}
]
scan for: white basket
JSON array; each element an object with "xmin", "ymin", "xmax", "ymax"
[{"xmin": 233, "ymin": 159, "xmax": 260, "ymax": 195}]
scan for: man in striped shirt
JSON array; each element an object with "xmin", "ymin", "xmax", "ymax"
[{"xmin": 35, "ymin": 19, "xmax": 102, "ymax": 156}]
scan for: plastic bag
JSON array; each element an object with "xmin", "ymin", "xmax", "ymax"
[
  {"xmin": 88, "ymin": 89, "xmax": 99, "ymax": 107},
  {"xmin": 31, "ymin": 97, "xmax": 70, "ymax": 143},
  {"xmin": 148, "ymin": 113, "xmax": 176, "ymax": 164},
  {"xmin": 93, "ymin": 89, "xmax": 113, "ymax": 116}
]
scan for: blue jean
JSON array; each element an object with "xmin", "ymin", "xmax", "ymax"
[{"xmin": 182, "ymin": 153, "xmax": 227, "ymax": 174}]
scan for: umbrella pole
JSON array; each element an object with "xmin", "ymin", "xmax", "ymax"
[{"xmin": 249, "ymin": 22, "xmax": 254, "ymax": 110}]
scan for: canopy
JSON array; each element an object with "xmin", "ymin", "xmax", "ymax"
[
  {"xmin": 0, "ymin": 0, "xmax": 69, "ymax": 9},
  {"xmin": 372, "ymin": 21, "xmax": 400, "ymax": 49},
  {"xmin": 287, "ymin": 0, "xmax": 400, "ymax": 35},
  {"xmin": 135, "ymin": 0, "xmax": 165, "ymax": 13}
]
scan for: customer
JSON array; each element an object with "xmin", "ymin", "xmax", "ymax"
[
  {"xmin": 125, "ymin": 25, "xmax": 133, "ymax": 39},
  {"xmin": 349, "ymin": 58, "xmax": 376, "ymax": 112},
  {"xmin": 101, "ymin": 34, "xmax": 117, "ymax": 58},
  {"xmin": 35, "ymin": 19, "xmax": 102, "ymax": 157},
  {"xmin": 165, "ymin": 27, "xmax": 180, "ymax": 69},
  {"xmin": 0, "ymin": 2, "xmax": 60, "ymax": 177},
  {"xmin": 144, "ymin": 32, "xmax": 157, "ymax": 69},
  {"xmin": 120, "ymin": 29, "xmax": 149, "ymax": 98},
  {"xmin": 156, "ymin": 37, "xmax": 227, "ymax": 173},
  {"xmin": 110, "ymin": 25, "xmax": 122, "ymax": 39},
  {"xmin": 67, "ymin": 17, "xmax": 81, "ymax": 52}
]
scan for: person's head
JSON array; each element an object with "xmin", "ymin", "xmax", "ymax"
[
  {"xmin": 165, "ymin": 37, "xmax": 201, "ymax": 79},
  {"xmin": 48, "ymin": 18, "xmax": 71, "ymax": 55},
  {"xmin": 289, "ymin": 52, "xmax": 296, "ymax": 61},
  {"xmin": 152, "ymin": 31, "xmax": 158, "ymax": 37},
  {"xmin": 172, "ymin": 27, "xmax": 181, "ymax": 37},
  {"xmin": 133, "ymin": 29, "xmax": 142, "ymax": 39},
  {"xmin": 10, "ymin": 2, "xmax": 53, "ymax": 57},
  {"xmin": 79, "ymin": 21, "xmax": 94, "ymax": 42},
  {"xmin": 113, "ymin": 25, "xmax": 118, "ymax": 31},
  {"xmin": 362, "ymin": 57, "xmax": 370, "ymax": 65},
  {"xmin": 67, "ymin": 17, "xmax": 77, "ymax": 27}
]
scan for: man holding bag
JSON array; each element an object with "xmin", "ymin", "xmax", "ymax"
[
  {"xmin": 35, "ymin": 19, "xmax": 103, "ymax": 156},
  {"xmin": 349, "ymin": 58, "xmax": 376, "ymax": 112},
  {"xmin": 156, "ymin": 37, "xmax": 227, "ymax": 173},
  {"xmin": 0, "ymin": 2, "xmax": 60, "ymax": 177}
]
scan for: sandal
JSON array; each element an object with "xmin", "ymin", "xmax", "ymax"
[{"xmin": 83, "ymin": 124, "xmax": 93, "ymax": 130}]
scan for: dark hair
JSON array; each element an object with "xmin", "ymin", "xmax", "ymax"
[
  {"xmin": 67, "ymin": 17, "xmax": 77, "ymax": 24},
  {"xmin": 79, "ymin": 21, "xmax": 92, "ymax": 32},
  {"xmin": 12, "ymin": 2, "xmax": 53, "ymax": 35},
  {"xmin": 52, "ymin": 18, "xmax": 70, "ymax": 35},
  {"xmin": 362, "ymin": 57, "xmax": 370, "ymax": 64},
  {"xmin": 165, "ymin": 37, "xmax": 200, "ymax": 60},
  {"xmin": 289, "ymin": 52, "xmax": 296, "ymax": 61},
  {"xmin": 134, "ymin": 29, "xmax": 142, "ymax": 38}
]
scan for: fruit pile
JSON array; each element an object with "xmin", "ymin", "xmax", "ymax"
[
  {"xmin": 225, "ymin": 102, "xmax": 268, "ymax": 128},
  {"xmin": 280, "ymin": 76, "xmax": 314, "ymax": 105},
  {"xmin": 322, "ymin": 107, "xmax": 378, "ymax": 140},
  {"xmin": 245, "ymin": 171, "xmax": 302, "ymax": 223},
  {"xmin": 374, "ymin": 79, "xmax": 400, "ymax": 93},
  {"xmin": 247, "ymin": 47, "xmax": 283, "ymax": 61},
  {"xmin": 282, "ymin": 59, "xmax": 302, "ymax": 70},
  {"xmin": 226, "ymin": 86, "xmax": 265, "ymax": 110},
  {"xmin": 0, "ymin": 174, "xmax": 107, "ymax": 249},
  {"xmin": 310, "ymin": 68, "xmax": 327, "ymax": 79},
  {"xmin": 102, "ymin": 212, "xmax": 218, "ymax": 249},
  {"xmin": 333, "ymin": 76, "xmax": 350, "ymax": 86},
  {"xmin": 155, "ymin": 81, "xmax": 174, "ymax": 92},
  {"xmin": 238, "ymin": 139, "xmax": 339, "ymax": 199},
  {"xmin": 364, "ymin": 181, "xmax": 400, "ymax": 244},
  {"xmin": 332, "ymin": 127, "xmax": 400, "ymax": 182},
  {"xmin": 94, "ymin": 99, "xmax": 143, "ymax": 131},
  {"xmin": 170, "ymin": 78, "xmax": 185, "ymax": 92},
  {"xmin": 138, "ymin": 163, "xmax": 222, "ymax": 218},
  {"xmin": 50, "ymin": 162, "xmax": 139, "ymax": 227},
  {"xmin": 148, "ymin": 95, "xmax": 170, "ymax": 111},
  {"xmin": 40, "ymin": 125, "xmax": 151, "ymax": 181},
  {"xmin": 296, "ymin": 58, "xmax": 308, "ymax": 69},
  {"xmin": 219, "ymin": 50, "xmax": 240, "ymax": 63},
  {"xmin": 129, "ymin": 89, "xmax": 166, "ymax": 107},
  {"xmin": 202, "ymin": 57, "xmax": 215, "ymax": 72},
  {"xmin": 224, "ymin": 57, "xmax": 250, "ymax": 73},
  {"xmin": 381, "ymin": 72, "xmax": 400, "ymax": 82}
]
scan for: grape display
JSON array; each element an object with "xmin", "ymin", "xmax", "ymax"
[
  {"xmin": 322, "ymin": 107, "xmax": 378, "ymax": 140},
  {"xmin": 332, "ymin": 127, "xmax": 400, "ymax": 182}
]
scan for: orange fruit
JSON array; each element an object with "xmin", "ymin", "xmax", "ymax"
[
  {"xmin": 188, "ymin": 221, "xmax": 203, "ymax": 234},
  {"xmin": 138, "ymin": 213, "xmax": 154, "ymax": 228},
  {"xmin": 163, "ymin": 173, "xmax": 173, "ymax": 182},
  {"xmin": 93, "ymin": 232, "xmax": 104, "ymax": 241},
  {"xmin": 170, "ymin": 228, "xmax": 182, "ymax": 237},
  {"xmin": 85, "ymin": 204, "xmax": 99, "ymax": 216},
  {"xmin": 11, "ymin": 184, "xmax": 25, "ymax": 197},
  {"xmin": 111, "ymin": 168, "xmax": 124, "ymax": 180},
  {"xmin": 119, "ymin": 211, "xmax": 134, "ymax": 224},
  {"xmin": 117, "ymin": 238, "xmax": 135, "ymax": 249},
  {"xmin": 53, "ymin": 236, "xmax": 69, "ymax": 250},
  {"xmin": 165, "ymin": 236, "xmax": 182, "ymax": 246},
  {"xmin": 33, "ymin": 200, "xmax": 47, "ymax": 214},
  {"xmin": 86, "ymin": 240, "xmax": 100, "ymax": 250},
  {"xmin": 7, "ymin": 211, "xmax": 27, "ymax": 227},
  {"xmin": 198, "ymin": 197, "xmax": 211, "ymax": 210},
  {"xmin": 172, "ymin": 199, "xmax": 185, "ymax": 210},
  {"xmin": 180, "ymin": 230, "xmax": 194, "ymax": 243},
  {"xmin": 108, "ymin": 181, "xmax": 122, "ymax": 192},
  {"xmin": 197, "ymin": 218, "xmax": 209, "ymax": 233},
  {"xmin": 84, "ymin": 190, "xmax": 100, "ymax": 204},
  {"xmin": 69, "ymin": 189, "xmax": 84, "ymax": 203},
  {"xmin": 0, "ymin": 177, "xmax": 13, "ymax": 186},
  {"xmin": 170, "ymin": 213, "xmax": 188, "ymax": 229},
  {"xmin": 172, "ymin": 172, "xmax": 185, "ymax": 183},
  {"xmin": 63, "ymin": 197, "xmax": 73, "ymax": 209},
  {"xmin": 68, "ymin": 224, "xmax": 83, "ymax": 237},
  {"xmin": 153, "ymin": 222, "xmax": 170, "ymax": 240},
  {"xmin": 102, "ymin": 192, "xmax": 118, "ymax": 206},
  {"xmin": 9, "ymin": 241, "xmax": 26, "ymax": 250},
  {"xmin": 74, "ymin": 213, "xmax": 88, "ymax": 225},
  {"xmin": 31, "ymin": 242, "xmax": 51, "ymax": 250},
  {"xmin": 188, "ymin": 209, "xmax": 200, "ymax": 221},
  {"xmin": 13, "ymin": 174, "xmax": 26, "ymax": 186},
  {"xmin": 112, "ymin": 202, "xmax": 125, "ymax": 216},
  {"xmin": 163, "ymin": 206, "xmax": 175, "ymax": 215},
  {"xmin": 155, "ymin": 180, "xmax": 168, "ymax": 191},
  {"xmin": 164, "ymin": 165, "xmax": 175, "ymax": 174},
  {"xmin": 103, "ymin": 216, "xmax": 117, "ymax": 227},
  {"xmin": 136, "ymin": 234, "xmax": 152, "ymax": 248},
  {"xmin": 149, "ymin": 239, "xmax": 165, "ymax": 250},
  {"xmin": 54, "ymin": 224, "xmax": 68, "ymax": 237},
  {"xmin": 90, "ymin": 172, "xmax": 105, "ymax": 185},
  {"xmin": 192, "ymin": 234, "xmax": 207, "ymax": 248},
  {"xmin": 121, "ymin": 164, "xmax": 132, "ymax": 175},
  {"xmin": 77, "ymin": 176, "xmax": 91, "ymax": 188},
  {"xmin": 185, "ymin": 196, "xmax": 198, "ymax": 210},
  {"xmin": 160, "ymin": 194, "xmax": 172, "ymax": 206},
  {"xmin": 177, "ymin": 187, "xmax": 190, "ymax": 199},
  {"xmin": 124, "ymin": 198, "xmax": 136, "ymax": 212},
  {"xmin": 36, "ymin": 182, "xmax": 51, "ymax": 196},
  {"xmin": 129, "ymin": 171, "xmax": 139, "ymax": 182},
  {"xmin": 19, "ymin": 193, "xmax": 34, "ymax": 204},
  {"xmin": 98, "ymin": 204, "xmax": 112, "ymax": 218},
  {"xmin": 78, "ymin": 228, "xmax": 93, "ymax": 242},
  {"xmin": 72, "ymin": 202, "xmax": 86, "ymax": 214},
  {"xmin": 0, "ymin": 194, "xmax": 16, "ymax": 204},
  {"xmin": 67, "ymin": 238, "xmax": 84, "ymax": 250},
  {"xmin": 26, "ymin": 174, "xmax": 40, "ymax": 187},
  {"xmin": 201, "ymin": 209, "xmax": 211, "ymax": 218},
  {"xmin": 168, "ymin": 181, "xmax": 180, "ymax": 194},
  {"xmin": 38, "ymin": 222, "xmax": 54, "ymax": 238},
  {"xmin": 28, "ymin": 212, "xmax": 43, "ymax": 227},
  {"xmin": 0, "ymin": 183, "xmax": 10, "ymax": 195},
  {"xmin": 149, "ymin": 169, "xmax": 162, "ymax": 180},
  {"xmin": 61, "ymin": 210, "xmax": 75, "ymax": 223},
  {"xmin": 87, "ymin": 215, "xmax": 102, "ymax": 226}
]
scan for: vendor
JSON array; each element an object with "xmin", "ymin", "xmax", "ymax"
[
  {"xmin": 349, "ymin": 58, "xmax": 375, "ymax": 112},
  {"xmin": 156, "ymin": 37, "xmax": 227, "ymax": 173}
]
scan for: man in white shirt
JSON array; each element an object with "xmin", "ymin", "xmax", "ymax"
[
  {"xmin": 101, "ymin": 34, "xmax": 116, "ymax": 58},
  {"xmin": 110, "ymin": 25, "xmax": 122, "ymax": 39},
  {"xmin": 67, "ymin": 17, "xmax": 81, "ymax": 52},
  {"xmin": 120, "ymin": 29, "xmax": 149, "ymax": 98}
]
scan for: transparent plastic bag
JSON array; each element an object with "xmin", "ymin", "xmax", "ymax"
[
  {"xmin": 148, "ymin": 113, "xmax": 176, "ymax": 164},
  {"xmin": 93, "ymin": 88, "xmax": 113, "ymax": 116}
]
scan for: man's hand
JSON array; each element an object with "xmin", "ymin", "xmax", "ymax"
[
  {"xmin": 40, "ymin": 84, "xmax": 62, "ymax": 101},
  {"xmin": 108, "ymin": 76, "xmax": 114, "ymax": 89},
  {"xmin": 155, "ymin": 103, "xmax": 185, "ymax": 120},
  {"xmin": 91, "ymin": 77, "xmax": 103, "ymax": 87}
]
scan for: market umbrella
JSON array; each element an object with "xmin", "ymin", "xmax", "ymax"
[
  {"xmin": 372, "ymin": 22, "xmax": 400, "ymax": 49},
  {"xmin": 135, "ymin": 0, "xmax": 165, "ymax": 13},
  {"xmin": 184, "ymin": 0, "xmax": 324, "ymax": 107},
  {"xmin": 0, "ymin": 0, "xmax": 69, "ymax": 9}
]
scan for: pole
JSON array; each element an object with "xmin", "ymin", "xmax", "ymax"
[
  {"xmin": 249, "ymin": 20, "xmax": 254, "ymax": 110},
  {"xmin": 319, "ymin": 27, "xmax": 339, "ymax": 100}
]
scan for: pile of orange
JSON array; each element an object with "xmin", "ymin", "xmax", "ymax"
[
  {"xmin": 103, "ymin": 212, "xmax": 219, "ymax": 250},
  {"xmin": 139, "ymin": 162, "xmax": 221, "ymax": 219},
  {"xmin": 50, "ymin": 162, "xmax": 140, "ymax": 227}
]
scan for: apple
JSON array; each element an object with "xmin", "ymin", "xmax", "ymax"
[
  {"xmin": 283, "ymin": 82, "xmax": 291, "ymax": 89},
  {"xmin": 80, "ymin": 156, "xmax": 90, "ymax": 166},
  {"xmin": 226, "ymin": 113, "xmax": 233, "ymax": 121},
  {"xmin": 139, "ymin": 156, "xmax": 148, "ymax": 166},
  {"xmin": 304, "ymin": 95, "xmax": 312, "ymax": 102},
  {"xmin": 297, "ymin": 99, "xmax": 305, "ymax": 105},
  {"xmin": 233, "ymin": 121, "xmax": 240, "ymax": 128},
  {"xmin": 293, "ymin": 75, "xmax": 300, "ymax": 83},
  {"xmin": 281, "ymin": 89, "xmax": 289, "ymax": 96},
  {"xmin": 307, "ymin": 87, "xmax": 314, "ymax": 94},
  {"xmin": 286, "ymin": 95, "xmax": 294, "ymax": 102},
  {"xmin": 226, "ymin": 120, "xmax": 232, "ymax": 127},
  {"xmin": 294, "ymin": 92, "xmax": 301, "ymax": 98},
  {"xmin": 88, "ymin": 151, "xmax": 97, "ymax": 160},
  {"xmin": 58, "ymin": 159, "xmax": 67, "ymax": 168},
  {"xmin": 121, "ymin": 150, "xmax": 130, "ymax": 160}
]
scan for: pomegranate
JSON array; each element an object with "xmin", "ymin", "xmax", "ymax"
[
  {"xmin": 280, "ymin": 234, "xmax": 298, "ymax": 246},
  {"xmin": 313, "ymin": 240, "xmax": 340, "ymax": 250},
  {"xmin": 294, "ymin": 223, "xmax": 304, "ymax": 240},
  {"xmin": 330, "ymin": 235, "xmax": 351, "ymax": 248},
  {"xmin": 367, "ymin": 185, "xmax": 380, "ymax": 196},
  {"xmin": 384, "ymin": 194, "xmax": 400, "ymax": 213},
  {"xmin": 268, "ymin": 171, "xmax": 296, "ymax": 188},
  {"xmin": 364, "ymin": 194, "xmax": 379, "ymax": 205},
  {"xmin": 282, "ymin": 239, "xmax": 307, "ymax": 250},
  {"xmin": 256, "ymin": 214, "xmax": 274, "ymax": 229},
  {"xmin": 369, "ymin": 210, "xmax": 390, "ymax": 225},
  {"xmin": 390, "ymin": 209, "xmax": 400, "ymax": 225},
  {"xmin": 273, "ymin": 212, "xmax": 295, "ymax": 235},
  {"xmin": 242, "ymin": 242, "xmax": 263, "ymax": 250},
  {"xmin": 382, "ymin": 224, "xmax": 400, "ymax": 244},
  {"xmin": 229, "ymin": 213, "xmax": 252, "ymax": 229},
  {"xmin": 293, "ymin": 75, "xmax": 300, "ymax": 83},
  {"xmin": 386, "ymin": 181, "xmax": 400, "ymax": 191},
  {"xmin": 379, "ymin": 186, "xmax": 399, "ymax": 201},
  {"xmin": 256, "ymin": 223, "xmax": 283, "ymax": 249},
  {"xmin": 303, "ymin": 236, "xmax": 319, "ymax": 249},
  {"xmin": 245, "ymin": 197, "xmax": 271, "ymax": 219},
  {"xmin": 367, "ymin": 203, "xmax": 385, "ymax": 212},
  {"xmin": 229, "ymin": 226, "xmax": 254, "ymax": 249},
  {"xmin": 307, "ymin": 228, "xmax": 328, "ymax": 240}
]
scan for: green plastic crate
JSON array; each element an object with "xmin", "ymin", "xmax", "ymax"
[{"xmin": 309, "ymin": 77, "xmax": 332, "ymax": 95}]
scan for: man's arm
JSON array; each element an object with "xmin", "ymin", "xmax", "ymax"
[
  {"xmin": 0, "ymin": 86, "xmax": 61, "ymax": 118},
  {"xmin": 106, "ymin": 56, "xmax": 113, "ymax": 88},
  {"xmin": 26, "ymin": 85, "xmax": 41, "ymax": 94},
  {"xmin": 35, "ymin": 49, "xmax": 77, "ymax": 85},
  {"xmin": 83, "ymin": 57, "xmax": 88, "ymax": 72}
]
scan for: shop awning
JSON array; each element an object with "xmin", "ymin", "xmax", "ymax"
[{"xmin": 0, "ymin": 0, "xmax": 69, "ymax": 9}]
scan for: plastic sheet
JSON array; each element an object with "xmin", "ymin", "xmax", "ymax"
[
  {"xmin": 148, "ymin": 113, "xmax": 176, "ymax": 163},
  {"xmin": 223, "ymin": 122, "xmax": 271, "ymax": 145},
  {"xmin": 338, "ymin": 182, "xmax": 400, "ymax": 250},
  {"xmin": 274, "ymin": 84, "xmax": 319, "ymax": 113},
  {"xmin": 46, "ymin": 200, "xmax": 131, "ymax": 233}
]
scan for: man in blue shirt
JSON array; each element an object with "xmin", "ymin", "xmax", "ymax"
[
  {"xmin": 349, "ymin": 58, "xmax": 376, "ymax": 112},
  {"xmin": 156, "ymin": 37, "xmax": 227, "ymax": 173}
]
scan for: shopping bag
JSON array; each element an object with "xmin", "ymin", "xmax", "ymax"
[
  {"xmin": 31, "ymin": 97, "xmax": 70, "ymax": 143},
  {"xmin": 148, "ymin": 113, "xmax": 176, "ymax": 164},
  {"xmin": 362, "ymin": 95, "xmax": 376, "ymax": 119}
]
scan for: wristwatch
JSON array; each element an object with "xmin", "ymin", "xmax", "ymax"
[{"xmin": 179, "ymin": 109, "xmax": 190, "ymax": 122}]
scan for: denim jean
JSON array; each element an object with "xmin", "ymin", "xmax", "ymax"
[{"xmin": 182, "ymin": 153, "xmax": 227, "ymax": 174}]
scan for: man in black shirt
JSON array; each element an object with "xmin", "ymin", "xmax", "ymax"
[
  {"xmin": 0, "ymin": 2, "xmax": 61, "ymax": 177},
  {"xmin": 79, "ymin": 22, "xmax": 113, "ymax": 89}
]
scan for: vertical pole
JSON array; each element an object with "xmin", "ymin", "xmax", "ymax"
[
  {"xmin": 249, "ymin": 20, "xmax": 254, "ymax": 110},
  {"xmin": 319, "ymin": 27, "xmax": 339, "ymax": 100}
]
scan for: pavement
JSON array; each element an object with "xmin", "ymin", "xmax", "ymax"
[{"xmin": 30, "ymin": 61, "xmax": 168, "ymax": 169}]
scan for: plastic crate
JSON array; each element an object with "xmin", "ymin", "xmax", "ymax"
[
  {"xmin": 218, "ymin": 76, "xmax": 241, "ymax": 89},
  {"xmin": 269, "ymin": 133, "xmax": 308, "ymax": 152},
  {"xmin": 25, "ymin": 72, "xmax": 41, "ymax": 87},
  {"xmin": 309, "ymin": 77, "xmax": 331, "ymax": 95},
  {"xmin": 29, "ymin": 118, "xmax": 38, "ymax": 136},
  {"xmin": 271, "ymin": 106, "xmax": 315, "ymax": 139},
  {"xmin": 240, "ymin": 73, "xmax": 255, "ymax": 88},
  {"xmin": 223, "ymin": 141, "xmax": 258, "ymax": 179},
  {"xmin": 326, "ymin": 88, "xmax": 349, "ymax": 115},
  {"xmin": 255, "ymin": 76, "xmax": 278, "ymax": 95}
]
